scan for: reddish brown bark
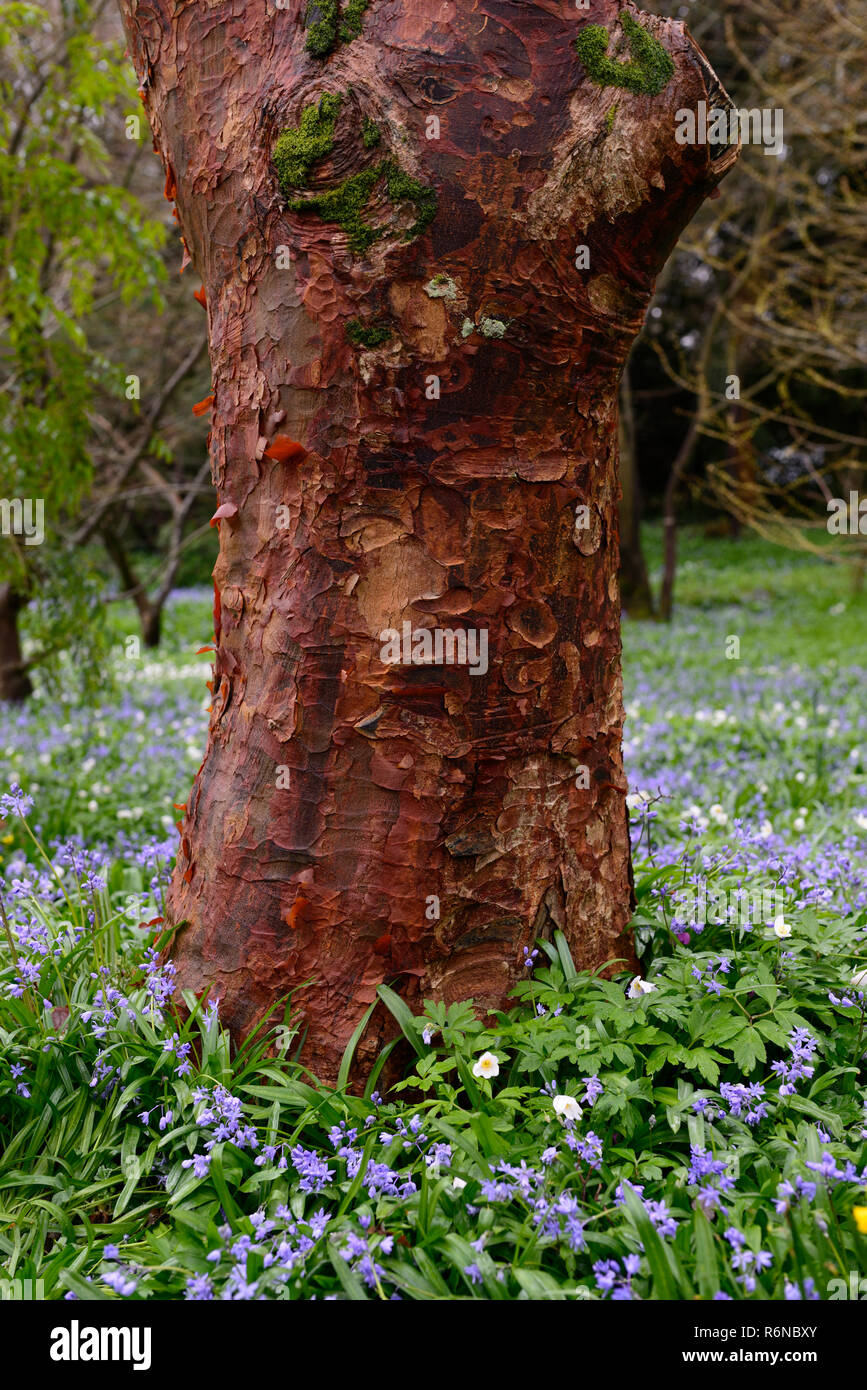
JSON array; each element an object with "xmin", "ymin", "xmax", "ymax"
[{"xmin": 117, "ymin": 0, "xmax": 736, "ymax": 1082}]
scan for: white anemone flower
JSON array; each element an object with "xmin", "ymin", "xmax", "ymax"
[
  {"xmin": 472, "ymin": 1051, "xmax": 500, "ymax": 1080},
  {"xmin": 553, "ymin": 1094, "xmax": 583, "ymax": 1124},
  {"xmin": 851, "ymin": 969, "xmax": 867, "ymax": 991},
  {"xmin": 772, "ymin": 915, "xmax": 792, "ymax": 939},
  {"xmin": 627, "ymin": 976, "xmax": 657, "ymax": 999}
]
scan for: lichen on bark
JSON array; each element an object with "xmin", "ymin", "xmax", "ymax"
[{"xmin": 575, "ymin": 14, "xmax": 674, "ymax": 96}]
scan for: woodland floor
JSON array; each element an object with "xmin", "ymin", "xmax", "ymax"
[{"xmin": 2, "ymin": 526, "xmax": 866, "ymax": 1300}]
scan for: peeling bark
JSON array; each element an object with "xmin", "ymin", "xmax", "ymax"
[{"xmin": 117, "ymin": 0, "xmax": 736, "ymax": 1082}]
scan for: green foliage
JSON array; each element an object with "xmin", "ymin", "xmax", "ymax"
[
  {"xmin": 575, "ymin": 14, "xmax": 675, "ymax": 97},
  {"xmin": 22, "ymin": 547, "xmax": 115, "ymax": 704},
  {"xmin": 0, "ymin": 0, "xmax": 165, "ymax": 669}
]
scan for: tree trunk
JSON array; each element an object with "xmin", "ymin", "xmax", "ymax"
[
  {"xmin": 117, "ymin": 0, "xmax": 735, "ymax": 1081},
  {"xmin": 100, "ymin": 524, "xmax": 163, "ymax": 648},
  {"xmin": 140, "ymin": 604, "xmax": 161, "ymax": 649},
  {"xmin": 0, "ymin": 585, "xmax": 32, "ymax": 703},
  {"xmin": 617, "ymin": 362, "xmax": 654, "ymax": 619}
]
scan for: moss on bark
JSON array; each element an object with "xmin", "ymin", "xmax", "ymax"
[
  {"xmin": 575, "ymin": 14, "xmax": 674, "ymax": 97},
  {"xmin": 361, "ymin": 115, "xmax": 381, "ymax": 149},
  {"xmin": 304, "ymin": 0, "xmax": 339, "ymax": 58},
  {"xmin": 287, "ymin": 164, "xmax": 383, "ymax": 254},
  {"xmin": 272, "ymin": 93, "xmax": 341, "ymax": 189},
  {"xmin": 346, "ymin": 317, "xmax": 391, "ymax": 347},
  {"xmin": 305, "ymin": 0, "xmax": 369, "ymax": 57},
  {"xmin": 274, "ymin": 96, "xmax": 437, "ymax": 255},
  {"xmin": 339, "ymin": 0, "xmax": 369, "ymax": 43}
]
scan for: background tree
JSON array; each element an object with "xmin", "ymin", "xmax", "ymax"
[
  {"xmin": 0, "ymin": 0, "xmax": 166, "ymax": 698},
  {"xmin": 633, "ymin": 0, "xmax": 867, "ymax": 616}
]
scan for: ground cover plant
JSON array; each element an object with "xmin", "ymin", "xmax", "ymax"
[{"xmin": 2, "ymin": 531, "xmax": 867, "ymax": 1301}]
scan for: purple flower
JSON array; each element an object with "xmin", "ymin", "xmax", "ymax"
[
  {"xmin": 102, "ymin": 1268, "xmax": 137, "ymax": 1296},
  {"xmin": 0, "ymin": 784, "xmax": 34, "ymax": 819},
  {"xmin": 582, "ymin": 1075, "xmax": 603, "ymax": 1106}
]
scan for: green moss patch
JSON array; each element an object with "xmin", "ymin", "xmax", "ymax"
[
  {"xmin": 287, "ymin": 164, "xmax": 382, "ymax": 254},
  {"xmin": 304, "ymin": 0, "xmax": 340, "ymax": 58},
  {"xmin": 339, "ymin": 0, "xmax": 369, "ymax": 43},
  {"xmin": 346, "ymin": 317, "xmax": 391, "ymax": 347},
  {"xmin": 384, "ymin": 162, "xmax": 437, "ymax": 241},
  {"xmin": 361, "ymin": 116, "xmax": 381, "ymax": 149},
  {"xmin": 305, "ymin": 0, "xmax": 369, "ymax": 58},
  {"xmin": 272, "ymin": 93, "xmax": 342, "ymax": 190},
  {"xmin": 574, "ymin": 14, "xmax": 674, "ymax": 97},
  {"xmin": 274, "ymin": 93, "xmax": 437, "ymax": 256}
]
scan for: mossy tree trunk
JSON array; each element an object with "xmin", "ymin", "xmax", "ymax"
[{"xmin": 117, "ymin": 0, "xmax": 735, "ymax": 1082}]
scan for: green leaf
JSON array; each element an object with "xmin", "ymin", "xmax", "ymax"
[
  {"xmin": 513, "ymin": 1268, "xmax": 568, "ymax": 1300},
  {"xmin": 622, "ymin": 1185, "xmax": 685, "ymax": 1300},
  {"xmin": 337, "ymin": 999, "xmax": 378, "ymax": 1091},
  {"xmin": 377, "ymin": 985, "xmax": 426, "ymax": 1059},
  {"xmin": 730, "ymin": 1026, "xmax": 766, "ymax": 1074},
  {"xmin": 692, "ymin": 1208, "xmax": 720, "ymax": 1300},
  {"xmin": 683, "ymin": 1047, "xmax": 721, "ymax": 1085},
  {"xmin": 553, "ymin": 929, "xmax": 577, "ymax": 984}
]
